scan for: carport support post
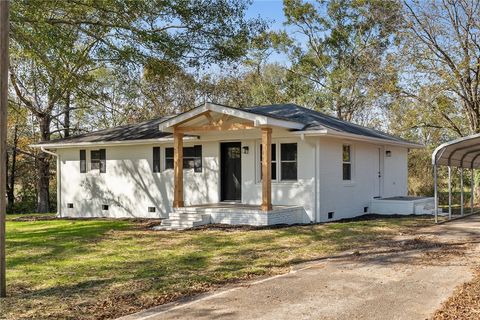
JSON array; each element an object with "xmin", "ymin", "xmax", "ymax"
[
  {"xmin": 434, "ymin": 164, "xmax": 438, "ymax": 223},
  {"xmin": 173, "ymin": 129, "xmax": 184, "ymax": 208},
  {"xmin": 460, "ymin": 167, "xmax": 464, "ymax": 216},
  {"xmin": 448, "ymin": 166, "xmax": 452, "ymax": 220},
  {"xmin": 471, "ymin": 168, "xmax": 475, "ymax": 214}
]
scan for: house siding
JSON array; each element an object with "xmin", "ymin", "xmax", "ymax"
[
  {"xmin": 58, "ymin": 131, "xmax": 318, "ymax": 221},
  {"xmin": 57, "ymin": 132, "xmax": 408, "ymax": 223},
  {"xmin": 59, "ymin": 141, "xmax": 220, "ymax": 219},
  {"xmin": 318, "ymin": 138, "xmax": 408, "ymax": 222}
]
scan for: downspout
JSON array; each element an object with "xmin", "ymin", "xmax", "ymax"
[{"xmin": 40, "ymin": 146, "xmax": 61, "ymax": 217}]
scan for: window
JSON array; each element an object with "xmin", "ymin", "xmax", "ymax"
[
  {"xmin": 80, "ymin": 150, "xmax": 86, "ymax": 173},
  {"xmin": 165, "ymin": 145, "xmax": 202, "ymax": 172},
  {"xmin": 102, "ymin": 204, "xmax": 109, "ymax": 211},
  {"xmin": 260, "ymin": 143, "xmax": 277, "ymax": 180},
  {"xmin": 280, "ymin": 143, "xmax": 297, "ymax": 180},
  {"xmin": 148, "ymin": 207, "xmax": 156, "ymax": 213},
  {"xmin": 91, "ymin": 150, "xmax": 100, "ymax": 170},
  {"xmin": 343, "ymin": 145, "xmax": 352, "ymax": 180},
  {"xmin": 153, "ymin": 147, "xmax": 161, "ymax": 173},
  {"xmin": 67, "ymin": 203, "xmax": 74, "ymax": 209},
  {"xmin": 91, "ymin": 149, "xmax": 106, "ymax": 173}
]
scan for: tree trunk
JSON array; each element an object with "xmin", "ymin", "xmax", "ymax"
[
  {"xmin": 64, "ymin": 92, "xmax": 70, "ymax": 138},
  {"xmin": 6, "ymin": 124, "xmax": 17, "ymax": 212},
  {"xmin": 36, "ymin": 115, "xmax": 51, "ymax": 213},
  {"xmin": 5, "ymin": 145, "xmax": 9, "ymax": 211}
]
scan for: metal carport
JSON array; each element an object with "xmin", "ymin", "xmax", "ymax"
[{"xmin": 432, "ymin": 133, "xmax": 480, "ymax": 223}]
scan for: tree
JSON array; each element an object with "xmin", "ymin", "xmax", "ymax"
[
  {"xmin": 6, "ymin": 122, "xmax": 18, "ymax": 213},
  {"xmin": 197, "ymin": 63, "xmax": 315, "ymax": 107},
  {"xmin": 9, "ymin": 0, "xmax": 264, "ymax": 212},
  {"xmin": 281, "ymin": 0, "xmax": 402, "ymax": 122},
  {"xmin": 402, "ymin": 0, "xmax": 480, "ymax": 137},
  {"xmin": 9, "ymin": 19, "xmax": 96, "ymax": 212},
  {"xmin": 5, "ymin": 105, "xmax": 36, "ymax": 213}
]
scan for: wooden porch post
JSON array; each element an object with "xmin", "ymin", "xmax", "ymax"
[
  {"xmin": 261, "ymin": 127, "xmax": 272, "ymax": 212},
  {"xmin": 173, "ymin": 129, "xmax": 184, "ymax": 208}
]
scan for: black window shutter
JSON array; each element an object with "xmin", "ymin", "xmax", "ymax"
[
  {"xmin": 153, "ymin": 147, "xmax": 160, "ymax": 172},
  {"xmin": 99, "ymin": 149, "xmax": 106, "ymax": 173},
  {"xmin": 194, "ymin": 145, "xmax": 202, "ymax": 172},
  {"xmin": 80, "ymin": 150, "xmax": 86, "ymax": 173}
]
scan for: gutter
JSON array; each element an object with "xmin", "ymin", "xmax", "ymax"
[
  {"xmin": 292, "ymin": 129, "xmax": 424, "ymax": 149},
  {"xmin": 40, "ymin": 146, "xmax": 61, "ymax": 218},
  {"xmin": 31, "ymin": 136, "xmax": 200, "ymax": 149}
]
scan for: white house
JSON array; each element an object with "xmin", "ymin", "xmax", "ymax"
[{"xmin": 34, "ymin": 103, "xmax": 424, "ymax": 228}]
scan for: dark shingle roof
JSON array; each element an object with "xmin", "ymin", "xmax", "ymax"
[
  {"xmin": 246, "ymin": 104, "xmax": 414, "ymax": 144},
  {"xmin": 39, "ymin": 103, "xmax": 416, "ymax": 146},
  {"xmin": 38, "ymin": 116, "xmax": 174, "ymax": 145}
]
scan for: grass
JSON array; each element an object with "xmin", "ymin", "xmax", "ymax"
[{"xmin": 1, "ymin": 214, "xmax": 433, "ymax": 320}]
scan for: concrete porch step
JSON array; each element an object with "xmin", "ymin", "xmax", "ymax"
[
  {"xmin": 161, "ymin": 220, "xmax": 204, "ymax": 227},
  {"xmin": 153, "ymin": 220, "xmax": 201, "ymax": 231},
  {"xmin": 154, "ymin": 211, "xmax": 212, "ymax": 230},
  {"xmin": 173, "ymin": 207, "xmax": 200, "ymax": 214},
  {"xmin": 168, "ymin": 213, "xmax": 210, "ymax": 221}
]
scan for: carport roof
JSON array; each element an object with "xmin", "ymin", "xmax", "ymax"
[{"xmin": 432, "ymin": 133, "xmax": 480, "ymax": 168}]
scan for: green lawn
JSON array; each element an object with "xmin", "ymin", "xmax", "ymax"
[{"xmin": 2, "ymin": 214, "xmax": 433, "ymax": 320}]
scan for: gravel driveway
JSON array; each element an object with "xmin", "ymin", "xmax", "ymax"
[{"xmin": 120, "ymin": 215, "xmax": 480, "ymax": 320}]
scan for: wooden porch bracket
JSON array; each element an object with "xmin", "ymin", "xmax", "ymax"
[
  {"xmin": 261, "ymin": 127, "xmax": 272, "ymax": 212},
  {"xmin": 173, "ymin": 129, "xmax": 184, "ymax": 208}
]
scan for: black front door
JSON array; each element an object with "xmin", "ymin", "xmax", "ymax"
[{"xmin": 221, "ymin": 142, "xmax": 242, "ymax": 201}]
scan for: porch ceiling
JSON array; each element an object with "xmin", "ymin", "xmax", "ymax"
[{"xmin": 173, "ymin": 112, "xmax": 256, "ymax": 133}]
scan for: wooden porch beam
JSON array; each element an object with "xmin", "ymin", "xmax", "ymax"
[
  {"xmin": 174, "ymin": 111, "xmax": 211, "ymax": 127},
  {"xmin": 261, "ymin": 127, "xmax": 272, "ymax": 212},
  {"xmin": 175, "ymin": 121, "xmax": 255, "ymax": 133},
  {"xmin": 173, "ymin": 129, "xmax": 184, "ymax": 208}
]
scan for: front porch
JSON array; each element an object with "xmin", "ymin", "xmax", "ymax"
[
  {"xmin": 157, "ymin": 103, "xmax": 308, "ymax": 227},
  {"xmin": 156, "ymin": 203, "xmax": 308, "ymax": 230}
]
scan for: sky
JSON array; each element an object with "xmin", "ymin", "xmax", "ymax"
[
  {"xmin": 246, "ymin": 0, "xmax": 293, "ymax": 66},
  {"xmin": 246, "ymin": 0, "xmax": 286, "ymax": 30}
]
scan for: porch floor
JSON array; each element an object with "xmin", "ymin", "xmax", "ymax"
[{"xmin": 157, "ymin": 203, "xmax": 309, "ymax": 230}]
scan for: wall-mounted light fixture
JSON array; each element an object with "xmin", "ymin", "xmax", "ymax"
[
  {"xmin": 242, "ymin": 146, "xmax": 249, "ymax": 154},
  {"xmin": 385, "ymin": 150, "xmax": 392, "ymax": 157}
]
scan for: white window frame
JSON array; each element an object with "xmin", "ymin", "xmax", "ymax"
[
  {"xmin": 279, "ymin": 143, "xmax": 298, "ymax": 181},
  {"xmin": 258, "ymin": 142, "xmax": 278, "ymax": 182},
  {"xmin": 342, "ymin": 144, "xmax": 354, "ymax": 183},
  {"xmin": 256, "ymin": 140, "xmax": 299, "ymax": 183},
  {"xmin": 164, "ymin": 145, "xmax": 202, "ymax": 172},
  {"xmin": 153, "ymin": 146, "xmax": 161, "ymax": 173},
  {"xmin": 90, "ymin": 149, "xmax": 101, "ymax": 171}
]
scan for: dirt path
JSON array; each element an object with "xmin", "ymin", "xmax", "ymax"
[{"xmin": 119, "ymin": 215, "xmax": 480, "ymax": 320}]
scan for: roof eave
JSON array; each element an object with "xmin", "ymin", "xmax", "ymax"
[
  {"xmin": 30, "ymin": 136, "xmax": 200, "ymax": 149},
  {"xmin": 294, "ymin": 129, "xmax": 424, "ymax": 148}
]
